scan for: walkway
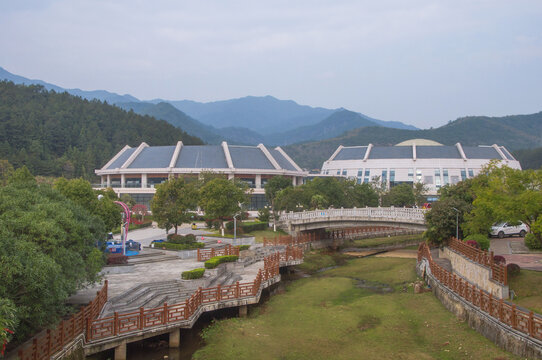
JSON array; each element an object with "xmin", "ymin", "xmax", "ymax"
[{"xmin": 490, "ymin": 236, "xmax": 542, "ymax": 271}]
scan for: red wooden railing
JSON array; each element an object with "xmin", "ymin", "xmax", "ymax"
[
  {"xmin": 418, "ymin": 243, "xmax": 542, "ymax": 340},
  {"xmin": 197, "ymin": 244, "xmax": 240, "ymax": 261},
  {"xmin": 16, "ymin": 281, "xmax": 108, "ymax": 360},
  {"xmin": 328, "ymin": 226, "xmax": 412, "ymax": 240},
  {"xmin": 263, "ymin": 232, "xmax": 322, "ymax": 247},
  {"xmin": 448, "ymin": 237, "xmax": 507, "ymax": 285},
  {"xmin": 86, "ymin": 250, "xmax": 299, "ymax": 342}
]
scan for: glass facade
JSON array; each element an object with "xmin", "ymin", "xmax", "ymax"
[
  {"xmin": 248, "ymin": 194, "xmax": 268, "ymax": 210},
  {"xmin": 416, "ymin": 169, "xmax": 422, "ymax": 182},
  {"xmin": 443, "ymin": 169, "xmax": 449, "ymax": 185},
  {"xmin": 461, "ymin": 169, "xmax": 467, "ymax": 181},
  {"xmin": 435, "ymin": 169, "xmax": 441, "ymax": 189},
  {"xmin": 408, "ymin": 168, "xmax": 414, "ymax": 182}
]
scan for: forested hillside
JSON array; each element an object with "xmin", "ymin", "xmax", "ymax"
[
  {"xmin": 285, "ymin": 112, "xmax": 542, "ymax": 169},
  {"xmin": 0, "ymin": 82, "xmax": 202, "ymax": 179},
  {"xmin": 514, "ymin": 147, "xmax": 542, "ymax": 170}
]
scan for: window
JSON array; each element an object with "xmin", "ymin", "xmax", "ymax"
[
  {"xmin": 357, "ymin": 169, "xmax": 363, "ymax": 177},
  {"xmin": 357, "ymin": 178, "xmax": 362, "ymax": 184},
  {"xmin": 390, "ymin": 169, "xmax": 395, "ymax": 183},
  {"xmin": 468, "ymin": 169, "xmax": 474, "ymax": 178},
  {"xmin": 408, "ymin": 168, "xmax": 414, "ymax": 182},
  {"xmin": 336, "ymin": 170, "xmax": 341, "ymax": 175},
  {"xmin": 240, "ymin": 178, "xmax": 256, "ymax": 188},
  {"xmin": 381, "ymin": 170, "xmax": 387, "ymax": 185},
  {"xmin": 364, "ymin": 170, "xmax": 370, "ymax": 184},
  {"xmin": 261, "ymin": 178, "xmax": 269, "ymax": 187},
  {"xmin": 416, "ymin": 169, "xmax": 422, "ymax": 182},
  {"xmin": 342, "ymin": 170, "xmax": 347, "ymax": 176},
  {"xmin": 461, "ymin": 169, "xmax": 467, "ymax": 181},
  {"xmin": 435, "ymin": 169, "xmax": 441, "ymax": 189},
  {"xmin": 443, "ymin": 169, "xmax": 449, "ymax": 185}
]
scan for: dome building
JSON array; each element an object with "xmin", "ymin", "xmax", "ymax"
[{"xmin": 320, "ymin": 140, "xmax": 521, "ymax": 199}]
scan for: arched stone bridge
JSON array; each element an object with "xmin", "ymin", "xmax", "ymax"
[{"xmin": 278, "ymin": 207, "xmax": 427, "ymax": 234}]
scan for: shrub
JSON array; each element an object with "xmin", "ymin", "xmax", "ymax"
[
  {"xmin": 525, "ymin": 233, "xmax": 541, "ymax": 250},
  {"xmin": 107, "ymin": 253, "xmax": 128, "ymax": 265},
  {"xmin": 257, "ymin": 207, "xmax": 270, "ymax": 223},
  {"xmin": 184, "ymin": 234, "xmax": 197, "ymax": 243},
  {"xmin": 167, "ymin": 234, "xmax": 184, "ymax": 244},
  {"xmin": 240, "ymin": 221, "xmax": 268, "ymax": 233},
  {"xmin": 493, "ymin": 255, "xmax": 506, "ymax": 265},
  {"xmin": 507, "ymin": 263, "xmax": 521, "ymax": 277},
  {"xmin": 465, "ymin": 240, "xmax": 480, "ymax": 249},
  {"xmin": 238, "ymin": 245, "xmax": 251, "ymax": 251},
  {"xmin": 182, "ymin": 268, "xmax": 205, "ymax": 280},
  {"xmin": 225, "ymin": 221, "xmax": 234, "ymax": 231},
  {"xmin": 464, "ymin": 234, "xmax": 490, "ymax": 251},
  {"xmin": 204, "ymin": 255, "xmax": 239, "ymax": 269},
  {"xmin": 154, "ymin": 242, "xmax": 205, "ymax": 250}
]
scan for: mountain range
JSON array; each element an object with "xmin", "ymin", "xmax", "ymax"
[{"xmin": 0, "ymin": 66, "xmax": 417, "ymax": 146}]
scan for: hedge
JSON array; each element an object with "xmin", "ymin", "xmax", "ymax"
[
  {"xmin": 168, "ymin": 233, "xmax": 197, "ymax": 244},
  {"xmin": 154, "ymin": 242, "xmax": 205, "ymax": 250},
  {"xmin": 226, "ymin": 221, "xmax": 268, "ymax": 233},
  {"xmin": 107, "ymin": 253, "xmax": 128, "ymax": 265},
  {"xmin": 464, "ymin": 234, "xmax": 490, "ymax": 251},
  {"xmin": 238, "ymin": 245, "xmax": 250, "ymax": 251},
  {"xmin": 204, "ymin": 255, "xmax": 239, "ymax": 269},
  {"xmin": 182, "ymin": 268, "xmax": 205, "ymax": 280}
]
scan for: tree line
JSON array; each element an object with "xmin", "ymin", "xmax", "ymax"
[
  {"xmin": 0, "ymin": 81, "xmax": 203, "ymax": 180},
  {"xmin": 425, "ymin": 162, "xmax": 542, "ymax": 248}
]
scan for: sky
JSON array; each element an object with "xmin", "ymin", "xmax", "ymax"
[{"xmin": 1, "ymin": 0, "xmax": 542, "ymax": 129}]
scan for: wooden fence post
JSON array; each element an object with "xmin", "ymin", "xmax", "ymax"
[
  {"xmin": 46, "ymin": 329, "xmax": 51, "ymax": 356},
  {"xmin": 32, "ymin": 338, "xmax": 38, "ymax": 360},
  {"xmin": 163, "ymin": 303, "xmax": 168, "ymax": 324},
  {"xmin": 114, "ymin": 312, "xmax": 119, "ymax": 336},
  {"xmin": 236, "ymin": 281, "xmax": 240, "ymax": 298},
  {"xmin": 139, "ymin": 307, "xmax": 144, "ymax": 329},
  {"xmin": 217, "ymin": 284, "xmax": 221, "ymax": 301},
  {"xmin": 511, "ymin": 305, "xmax": 517, "ymax": 329},
  {"xmin": 529, "ymin": 312, "xmax": 535, "ymax": 337},
  {"xmin": 86, "ymin": 318, "xmax": 91, "ymax": 342}
]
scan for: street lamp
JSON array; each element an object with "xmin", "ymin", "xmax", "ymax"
[
  {"xmin": 452, "ymin": 207, "xmax": 460, "ymax": 240},
  {"xmin": 233, "ymin": 213, "xmax": 240, "ymax": 244}
]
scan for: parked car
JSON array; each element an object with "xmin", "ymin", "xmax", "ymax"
[
  {"xmin": 490, "ymin": 222, "xmax": 529, "ymax": 238},
  {"xmin": 150, "ymin": 239, "xmax": 166, "ymax": 248}
]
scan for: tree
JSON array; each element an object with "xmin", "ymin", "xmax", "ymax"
[
  {"xmin": 199, "ymin": 178, "xmax": 248, "ymax": 236},
  {"xmin": 413, "ymin": 182, "xmax": 428, "ymax": 207},
  {"xmin": 264, "ymin": 176, "xmax": 292, "ymax": 231},
  {"xmin": 464, "ymin": 164, "xmax": 542, "ymax": 245},
  {"xmin": 0, "ymin": 168, "xmax": 106, "ymax": 341},
  {"xmin": 275, "ymin": 186, "xmax": 305, "ymax": 212},
  {"xmin": 383, "ymin": 183, "xmax": 415, "ymax": 207},
  {"xmin": 0, "ymin": 160, "xmax": 14, "ymax": 186},
  {"xmin": 343, "ymin": 180, "xmax": 378, "ymax": 208},
  {"xmin": 370, "ymin": 175, "xmax": 387, "ymax": 206},
  {"xmin": 151, "ymin": 177, "xmax": 199, "ymax": 234}
]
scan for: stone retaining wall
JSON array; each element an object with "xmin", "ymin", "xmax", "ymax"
[
  {"xmin": 417, "ymin": 259, "xmax": 542, "ymax": 359},
  {"xmin": 440, "ymin": 247, "xmax": 509, "ymax": 299}
]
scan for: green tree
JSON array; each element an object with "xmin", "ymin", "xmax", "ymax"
[
  {"xmin": 199, "ymin": 178, "xmax": 248, "ymax": 236},
  {"xmin": 275, "ymin": 186, "xmax": 306, "ymax": 212},
  {"xmin": 0, "ymin": 168, "xmax": 106, "ymax": 341},
  {"xmin": 464, "ymin": 164, "xmax": 542, "ymax": 245},
  {"xmin": 264, "ymin": 176, "xmax": 293, "ymax": 231},
  {"xmin": 370, "ymin": 175, "xmax": 387, "ymax": 206},
  {"xmin": 0, "ymin": 298, "xmax": 17, "ymax": 351},
  {"xmin": 343, "ymin": 180, "xmax": 378, "ymax": 208},
  {"xmin": 151, "ymin": 177, "xmax": 199, "ymax": 234},
  {"xmin": 0, "ymin": 160, "xmax": 14, "ymax": 186},
  {"xmin": 413, "ymin": 182, "xmax": 428, "ymax": 207},
  {"xmin": 383, "ymin": 183, "xmax": 415, "ymax": 207}
]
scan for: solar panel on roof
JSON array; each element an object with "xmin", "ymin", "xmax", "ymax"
[
  {"xmin": 229, "ymin": 146, "xmax": 275, "ymax": 169},
  {"xmin": 334, "ymin": 147, "xmax": 368, "ymax": 160},
  {"xmin": 128, "ymin": 146, "xmax": 176, "ymax": 168},
  {"xmin": 416, "ymin": 146, "xmax": 461, "ymax": 159},
  {"xmin": 369, "ymin": 146, "xmax": 412, "ymax": 159},
  {"xmin": 175, "ymin": 145, "xmax": 228, "ymax": 168},
  {"xmin": 106, "ymin": 147, "xmax": 136, "ymax": 169},
  {"xmin": 463, "ymin": 146, "xmax": 501, "ymax": 159}
]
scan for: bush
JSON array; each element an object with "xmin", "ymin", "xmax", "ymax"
[
  {"xmin": 181, "ymin": 268, "xmax": 205, "ymax": 280},
  {"xmin": 184, "ymin": 234, "xmax": 197, "ymax": 243},
  {"xmin": 493, "ymin": 255, "xmax": 506, "ymax": 265},
  {"xmin": 525, "ymin": 233, "xmax": 541, "ymax": 250},
  {"xmin": 238, "ymin": 245, "xmax": 251, "ymax": 251},
  {"xmin": 167, "ymin": 233, "xmax": 198, "ymax": 244},
  {"xmin": 154, "ymin": 242, "xmax": 205, "ymax": 250},
  {"xmin": 464, "ymin": 234, "xmax": 490, "ymax": 251},
  {"xmin": 257, "ymin": 207, "xmax": 270, "ymax": 223},
  {"xmin": 507, "ymin": 263, "xmax": 521, "ymax": 277},
  {"xmin": 107, "ymin": 253, "xmax": 128, "ymax": 265},
  {"xmin": 240, "ymin": 221, "xmax": 268, "ymax": 233},
  {"xmin": 465, "ymin": 240, "xmax": 480, "ymax": 249},
  {"xmin": 204, "ymin": 255, "xmax": 239, "ymax": 269},
  {"xmin": 225, "ymin": 221, "xmax": 234, "ymax": 231}
]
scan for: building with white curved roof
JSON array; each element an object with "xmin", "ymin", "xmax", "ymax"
[
  {"xmin": 95, "ymin": 141, "xmax": 307, "ymax": 209},
  {"xmin": 320, "ymin": 140, "xmax": 521, "ymax": 199}
]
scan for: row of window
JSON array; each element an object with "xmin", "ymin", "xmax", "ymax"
[{"xmin": 324, "ymin": 168, "xmax": 477, "ymax": 188}]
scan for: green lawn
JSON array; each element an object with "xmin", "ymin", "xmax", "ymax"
[
  {"xmin": 348, "ymin": 233, "xmax": 424, "ymax": 249},
  {"xmin": 509, "ymin": 269, "xmax": 542, "ymax": 313},
  {"xmin": 205, "ymin": 228, "xmax": 287, "ymax": 242},
  {"xmin": 193, "ymin": 257, "xmax": 518, "ymax": 360}
]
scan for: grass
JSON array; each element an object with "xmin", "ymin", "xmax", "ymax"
[
  {"xmin": 250, "ymin": 228, "xmax": 288, "ymax": 243},
  {"xmin": 348, "ymin": 233, "xmax": 424, "ymax": 249},
  {"xmin": 295, "ymin": 249, "xmax": 349, "ymax": 274},
  {"xmin": 508, "ymin": 269, "xmax": 542, "ymax": 313},
  {"xmin": 193, "ymin": 256, "xmax": 518, "ymax": 360}
]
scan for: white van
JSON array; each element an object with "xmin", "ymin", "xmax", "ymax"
[{"xmin": 490, "ymin": 222, "xmax": 529, "ymax": 238}]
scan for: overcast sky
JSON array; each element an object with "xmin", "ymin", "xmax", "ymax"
[{"xmin": 1, "ymin": 0, "xmax": 541, "ymax": 129}]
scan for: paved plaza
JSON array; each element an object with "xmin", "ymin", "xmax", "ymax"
[{"xmin": 490, "ymin": 236, "xmax": 542, "ymax": 271}]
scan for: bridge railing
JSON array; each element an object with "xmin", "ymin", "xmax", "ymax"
[
  {"xmin": 197, "ymin": 245, "xmax": 240, "ymax": 261},
  {"xmin": 86, "ymin": 249, "xmax": 301, "ymax": 342},
  {"xmin": 418, "ymin": 243, "xmax": 541, "ymax": 340},
  {"xmin": 279, "ymin": 207, "xmax": 426, "ymax": 223},
  {"xmin": 17, "ymin": 281, "xmax": 108, "ymax": 360}
]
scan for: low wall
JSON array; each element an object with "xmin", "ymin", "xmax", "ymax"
[
  {"xmin": 440, "ymin": 247, "xmax": 509, "ymax": 299},
  {"xmin": 417, "ymin": 259, "xmax": 542, "ymax": 359}
]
